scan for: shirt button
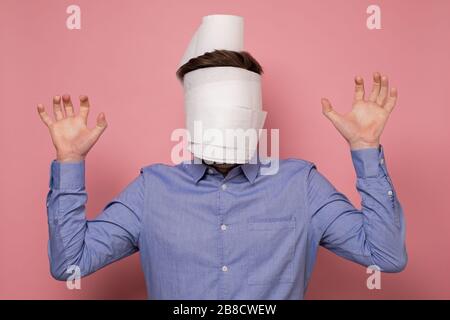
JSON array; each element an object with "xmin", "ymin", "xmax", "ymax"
[
  {"xmin": 380, "ymin": 158, "xmax": 385, "ymax": 165},
  {"xmin": 221, "ymin": 184, "xmax": 227, "ymax": 191},
  {"xmin": 208, "ymin": 168, "xmax": 214, "ymax": 174},
  {"xmin": 222, "ymin": 265, "xmax": 228, "ymax": 272},
  {"xmin": 221, "ymin": 224, "xmax": 227, "ymax": 231},
  {"xmin": 387, "ymin": 190, "xmax": 393, "ymax": 196}
]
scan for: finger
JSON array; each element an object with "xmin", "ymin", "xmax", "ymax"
[
  {"xmin": 62, "ymin": 94, "xmax": 75, "ymax": 116},
  {"xmin": 321, "ymin": 98, "xmax": 344, "ymax": 128},
  {"xmin": 52, "ymin": 95, "xmax": 64, "ymax": 120},
  {"xmin": 91, "ymin": 112, "xmax": 108, "ymax": 139},
  {"xmin": 368, "ymin": 72, "xmax": 381, "ymax": 102},
  {"xmin": 353, "ymin": 76, "xmax": 365, "ymax": 102},
  {"xmin": 384, "ymin": 87, "xmax": 398, "ymax": 113},
  {"xmin": 79, "ymin": 95, "xmax": 90, "ymax": 123},
  {"xmin": 376, "ymin": 75, "xmax": 389, "ymax": 105},
  {"xmin": 37, "ymin": 104, "xmax": 53, "ymax": 127}
]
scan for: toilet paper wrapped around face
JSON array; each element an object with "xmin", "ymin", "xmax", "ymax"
[
  {"xmin": 184, "ymin": 66, "xmax": 266, "ymax": 164},
  {"xmin": 189, "ymin": 142, "xmax": 258, "ymax": 164},
  {"xmin": 179, "ymin": 14, "xmax": 267, "ymax": 164}
]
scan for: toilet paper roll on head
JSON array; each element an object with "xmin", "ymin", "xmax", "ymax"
[{"xmin": 178, "ymin": 15, "xmax": 267, "ymax": 164}]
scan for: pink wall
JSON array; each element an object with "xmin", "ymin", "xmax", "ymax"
[{"xmin": 1, "ymin": 0, "xmax": 449, "ymax": 299}]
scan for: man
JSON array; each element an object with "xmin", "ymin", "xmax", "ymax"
[{"xmin": 37, "ymin": 15, "xmax": 406, "ymax": 299}]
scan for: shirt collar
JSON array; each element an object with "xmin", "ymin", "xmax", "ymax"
[
  {"xmin": 184, "ymin": 158, "xmax": 260, "ymax": 184},
  {"xmin": 184, "ymin": 160, "xmax": 209, "ymax": 183},
  {"xmin": 240, "ymin": 162, "xmax": 260, "ymax": 184}
]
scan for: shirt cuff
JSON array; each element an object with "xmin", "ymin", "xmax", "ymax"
[
  {"xmin": 351, "ymin": 145, "xmax": 387, "ymax": 178},
  {"xmin": 49, "ymin": 160, "xmax": 85, "ymax": 189}
]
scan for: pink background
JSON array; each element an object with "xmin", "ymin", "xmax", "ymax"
[{"xmin": 1, "ymin": 0, "xmax": 450, "ymax": 299}]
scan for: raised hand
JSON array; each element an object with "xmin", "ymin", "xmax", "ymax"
[
  {"xmin": 37, "ymin": 94, "xmax": 107, "ymax": 162},
  {"xmin": 321, "ymin": 72, "xmax": 398, "ymax": 150}
]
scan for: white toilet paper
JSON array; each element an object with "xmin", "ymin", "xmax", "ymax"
[
  {"xmin": 179, "ymin": 15, "xmax": 244, "ymax": 68},
  {"xmin": 179, "ymin": 15, "xmax": 267, "ymax": 164}
]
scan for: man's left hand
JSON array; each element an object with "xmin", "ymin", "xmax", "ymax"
[{"xmin": 321, "ymin": 72, "xmax": 398, "ymax": 150}]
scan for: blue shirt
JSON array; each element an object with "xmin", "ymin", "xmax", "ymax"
[{"xmin": 46, "ymin": 146, "xmax": 407, "ymax": 299}]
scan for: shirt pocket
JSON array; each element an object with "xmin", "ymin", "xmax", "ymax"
[{"xmin": 246, "ymin": 215, "xmax": 296, "ymax": 286}]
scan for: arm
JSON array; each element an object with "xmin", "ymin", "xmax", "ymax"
[
  {"xmin": 47, "ymin": 161, "xmax": 144, "ymax": 280},
  {"xmin": 38, "ymin": 94, "xmax": 143, "ymax": 280},
  {"xmin": 308, "ymin": 146, "xmax": 407, "ymax": 272},
  {"xmin": 314, "ymin": 72, "xmax": 407, "ymax": 272}
]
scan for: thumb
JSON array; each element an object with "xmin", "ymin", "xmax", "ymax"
[
  {"xmin": 321, "ymin": 98, "xmax": 343, "ymax": 126},
  {"xmin": 91, "ymin": 112, "xmax": 108, "ymax": 138}
]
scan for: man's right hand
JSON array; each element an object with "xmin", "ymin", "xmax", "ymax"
[{"xmin": 37, "ymin": 94, "xmax": 107, "ymax": 163}]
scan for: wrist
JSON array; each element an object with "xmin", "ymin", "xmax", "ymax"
[
  {"xmin": 349, "ymin": 140, "xmax": 380, "ymax": 150},
  {"xmin": 56, "ymin": 152, "xmax": 85, "ymax": 163}
]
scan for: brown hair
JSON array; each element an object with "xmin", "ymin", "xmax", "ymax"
[{"xmin": 176, "ymin": 49, "xmax": 263, "ymax": 81}]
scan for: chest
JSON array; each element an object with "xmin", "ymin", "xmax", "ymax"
[{"xmin": 141, "ymin": 178, "xmax": 308, "ymax": 272}]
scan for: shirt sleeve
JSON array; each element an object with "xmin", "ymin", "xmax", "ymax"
[
  {"xmin": 307, "ymin": 145, "xmax": 407, "ymax": 272},
  {"xmin": 46, "ymin": 160, "xmax": 145, "ymax": 280}
]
